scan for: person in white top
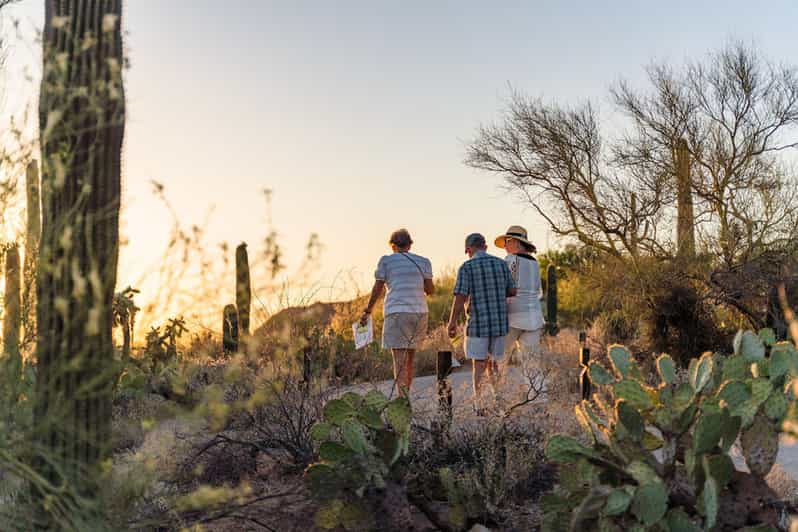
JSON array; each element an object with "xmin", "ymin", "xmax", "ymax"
[
  {"xmin": 494, "ymin": 225, "xmax": 545, "ymax": 366},
  {"xmin": 361, "ymin": 229, "xmax": 434, "ymax": 396}
]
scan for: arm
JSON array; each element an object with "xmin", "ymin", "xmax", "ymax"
[
  {"xmin": 360, "ymin": 280, "xmax": 385, "ymax": 325},
  {"xmin": 424, "ymin": 278, "xmax": 435, "ymax": 296},
  {"xmin": 504, "ymin": 261, "xmax": 517, "ymax": 297},
  {"xmin": 447, "ymin": 294, "xmax": 468, "ymax": 338}
]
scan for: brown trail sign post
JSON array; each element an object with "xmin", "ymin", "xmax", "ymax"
[{"xmin": 436, "ymin": 351, "xmax": 453, "ymax": 428}]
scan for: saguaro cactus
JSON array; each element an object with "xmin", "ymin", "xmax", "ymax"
[
  {"xmin": 23, "ymin": 160, "xmax": 41, "ymax": 343},
  {"xmin": 235, "ymin": 242, "xmax": 251, "ymax": 337},
  {"xmin": 546, "ymin": 264, "xmax": 559, "ymax": 335},
  {"xmin": 629, "ymin": 192, "xmax": 638, "ymax": 257},
  {"xmin": 223, "ymin": 304, "xmax": 239, "ymax": 354},
  {"xmin": 675, "ymin": 138, "xmax": 695, "ymax": 260},
  {"xmin": 34, "ymin": 0, "xmax": 125, "ymax": 495},
  {"xmin": 3, "ymin": 244, "xmax": 21, "ymax": 360}
]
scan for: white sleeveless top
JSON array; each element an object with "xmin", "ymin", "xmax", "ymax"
[{"xmin": 505, "ymin": 254, "xmax": 545, "ymax": 331}]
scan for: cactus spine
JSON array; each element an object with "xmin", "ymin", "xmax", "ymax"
[
  {"xmin": 3, "ymin": 244, "xmax": 21, "ymax": 361},
  {"xmin": 546, "ymin": 264, "xmax": 558, "ymax": 335},
  {"xmin": 223, "ymin": 304, "xmax": 239, "ymax": 354},
  {"xmin": 675, "ymin": 138, "xmax": 695, "ymax": 260},
  {"xmin": 23, "ymin": 160, "xmax": 41, "ymax": 344},
  {"xmin": 235, "ymin": 242, "xmax": 251, "ymax": 338},
  {"xmin": 34, "ymin": 0, "xmax": 125, "ymax": 495}
]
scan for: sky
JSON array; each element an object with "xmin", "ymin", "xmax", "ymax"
[{"xmin": 2, "ymin": 0, "xmax": 797, "ymax": 324}]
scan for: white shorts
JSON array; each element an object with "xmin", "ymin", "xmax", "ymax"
[
  {"xmin": 505, "ymin": 327, "xmax": 543, "ymax": 357},
  {"xmin": 465, "ymin": 336, "xmax": 506, "ymax": 361}
]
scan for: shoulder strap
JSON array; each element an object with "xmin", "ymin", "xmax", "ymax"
[{"xmin": 399, "ymin": 252, "xmax": 425, "ymax": 278}]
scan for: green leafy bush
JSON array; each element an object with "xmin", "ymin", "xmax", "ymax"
[
  {"xmin": 305, "ymin": 390, "xmax": 411, "ymax": 530},
  {"xmin": 542, "ymin": 329, "xmax": 795, "ymax": 531}
]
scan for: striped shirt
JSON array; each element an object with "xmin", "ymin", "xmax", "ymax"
[
  {"xmin": 454, "ymin": 250, "xmax": 515, "ymax": 337},
  {"xmin": 375, "ymin": 252, "xmax": 433, "ymax": 315}
]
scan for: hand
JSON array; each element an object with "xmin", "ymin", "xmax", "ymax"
[
  {"xmin": 359, "ymin": 312, "xmax": 370, "ymax": 326},
  {"xmin": 447, "ymin": 322, "xmax": 458, "ymax": 339}
]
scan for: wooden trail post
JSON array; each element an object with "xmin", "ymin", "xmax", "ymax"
[
  {"xmin": 578, "ymin": 331, "xmax": 591, "ymax": 400},
  {"xmin": 436, "ymin": 351, "xmax": 453, "ymax": 423}
]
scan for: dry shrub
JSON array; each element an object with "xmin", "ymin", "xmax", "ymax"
[
  {"xmin": 111, "ymin": 393, "xmax": 169, "ymax": 452},
  {"xmin": 190, "ymin": 438, "xmax": 259, "ymax": 487},
  {"xmin": 589, "ymin": 309, "xmax": 641, "ymax": 347},
  {"xmin": 180, "ymin": 368, "xmax": 329, "ymax": 493},
  {"xmin": 642, "ymin": 276, "xmax": 726, "ymax": 367},
  {"xmin": 407, "ymin": 418, "xmax": 554, "ymax": 530}
]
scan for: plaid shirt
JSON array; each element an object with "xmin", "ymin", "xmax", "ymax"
[{"xmin": 454, "ymin": 251, "xmax": 515, "ymax": 337}]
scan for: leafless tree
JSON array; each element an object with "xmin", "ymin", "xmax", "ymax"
[
  {"xmin": 613, "ymin": 42, "xmax": 798, "ymax": 267},
  {"xmin": 466, "ymin": 43, "xmax": 798, "ymax": 325},
  {"xmin": 467, "ymin": 91, "xmax": 675, "ymax": 263}
]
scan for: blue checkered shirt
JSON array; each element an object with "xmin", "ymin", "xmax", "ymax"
[{"xmin": 454, "ymin": 251, "xmax": 515, "ymax": 337}]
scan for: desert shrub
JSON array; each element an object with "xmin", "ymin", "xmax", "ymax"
[
  {"xmin": 304, "ymin": 390, "xmax": 414, "ymax": 530},
  {"xmin": 589, "ymin": 309, "xmax": 641, "ymax": 347},
  {"xmin": 111, "ymin": 393, "xmax": 170, "ymax": 452},
  {"xmin": 426, "ymin": 271, "xmax": 457, "ymax": 328},
  {"xmin": 183, "ymin": 366, "xmax": 328, "ymax": 487},
  {"xmin": 542, "ymin": 331, "xmax": 796, "ymax": 531},
  {"xmin": 407, "ymin": 419, "xmax": 554, "ymax": 531},
  {"xmin": 643, "ymin": 279, "xmax": 727, "ymax": 367},
  {"xmin": 184, "ymin": 331, "xmax": 225, "ymax": 360},
  {"xmin": 539, "ymin": 245, "xmax": 605, "ymax": 329}
]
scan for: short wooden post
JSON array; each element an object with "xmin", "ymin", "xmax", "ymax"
[
  {"xmin": 436, "ymin": 351, "xmax": 453, "ymax": 422},
  {"xmin": 578, "ymin": 331, "xmax": 591, "ymax": 400}
]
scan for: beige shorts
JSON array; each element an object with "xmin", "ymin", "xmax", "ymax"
[
  {"xmin": 382, "ymin": 313, "xmax": 428, "ymax": 350},
  {"xmin": 505, "ymin": 327, "xmax": 543, "ymax": 360}
]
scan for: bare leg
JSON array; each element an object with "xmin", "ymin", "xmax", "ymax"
[
  {"xmin": 404, "ymin": 350, "xmax": 415, "ymax": 391},
  {"xmin": 392, "ymin": 349, "xmax": 412, "ymax": 397},
  {"xmin": 472, "ymin": 359, "xmax": 489, "ymax": 400}
]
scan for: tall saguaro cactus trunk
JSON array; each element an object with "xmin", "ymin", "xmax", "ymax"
[
  {"xmin": 223, "ymin": 304, "xmax": 239, "ymax": 354},
  {"xmin": 23, "ymin": 160, "xmax": 41, "ymax": 345},
  {"xmin": 675, "ymin": 138, "xmax": 695, "ymax": 261},
  {"xmin": 34, "ymin": 0, "xmax": 125, "ymax": 498},
  {"xmin": 3, "ymin": 245, "xmax": 21, "ymax": 362},
  {"xmin": 235, "ymin": 243, "xmax": 251, "ymax": 339}
]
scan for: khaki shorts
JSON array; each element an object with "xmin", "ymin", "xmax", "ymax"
[
  {"xmin": 505, "ymin": 326, "xmax": 543, "ymax": 364},
  {"xmin": 382, "ymin": 313, "xmax": 428, "ymax": 349}
]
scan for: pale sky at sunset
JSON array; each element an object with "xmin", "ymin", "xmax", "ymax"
[{"xmin": 2, "ymin": 1, "xmax": 797, "ymax": 326}]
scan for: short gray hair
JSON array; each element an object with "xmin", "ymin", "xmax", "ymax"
[
  {"xmin": 465, "ymin": 233, "xmax": 486, "ymax": 248},
  {"xmin": 389, "ymin": 228, "xmax": 413, "ymax": 249}
]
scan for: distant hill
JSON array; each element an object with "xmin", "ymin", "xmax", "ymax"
[
  {"xmin": 254, "ymin": 295, "xmax": 371, "ymax": 338},
  {"xmin": 254, "ymin": 272, "xmax": 456, "ymax": 340}
]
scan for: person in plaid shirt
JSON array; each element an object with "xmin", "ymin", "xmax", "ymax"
[{"xmin": 448, "ymin": 233, "xmax": 516, "ymax": 404}]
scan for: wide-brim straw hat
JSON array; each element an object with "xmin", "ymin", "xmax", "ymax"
[{"xmin": 494, "ymin": 225, "xmax": 535, "ymax": 249}]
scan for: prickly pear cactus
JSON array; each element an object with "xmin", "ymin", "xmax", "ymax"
[
  {"xmin": 305, "ymin": 390, "xmax": 411, "ymax": 530},
  {"xmin": 542, "ymin": 328, "xmax": 797, "ymax": 532},
  {"xmin": 741, "ymin": 414, "xmax": 779, "ymax": 477}
]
